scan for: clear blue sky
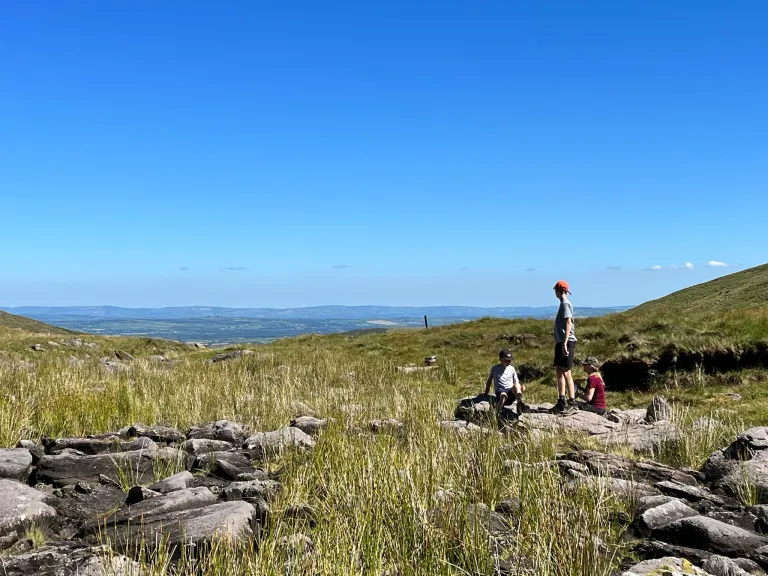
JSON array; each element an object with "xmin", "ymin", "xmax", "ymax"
[{"xmin": 1, "ymin": 1, "xmax": 765, "ymax": 308}]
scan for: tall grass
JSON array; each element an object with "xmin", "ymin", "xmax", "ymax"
[{"xmin": 0, "ymin": 348, "xmax": 751, "ymax": 575}]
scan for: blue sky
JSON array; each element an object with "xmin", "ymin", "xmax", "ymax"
[{"xmin": 1, "ymin": 1, "xmax": 765, "ymax": 308}]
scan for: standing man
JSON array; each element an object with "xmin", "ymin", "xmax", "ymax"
[{"xmin": 552, "ymin": 280, "xmax": 577, "ymax": 413}]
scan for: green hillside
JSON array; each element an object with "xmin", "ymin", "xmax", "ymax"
[
  {"xmin": 0, "ymin": 309, "xmax": 71, "ymax": 335},
  {"xmin": 631, "ymin": 263, "xmax": 768, "ymax": 316}
]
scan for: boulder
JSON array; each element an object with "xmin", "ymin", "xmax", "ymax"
[
  {"xmin": 635, "ymin": 499, "xmax": 699, "ymax": 534},
  {"xmin": 181, "ymin": 438, "xmax": 235, "ymax": 456},
  {"xmin": 95, "ymin": 499, "xmax": 259, "ymax": 556},
  {"xmin": 0, "ymin": 480, "xmax": 56, "ymax": 535},
  {"xmin": 702, "ymin": 429, "xmax": 768, "ymax": 503},
  {"xmin": 646, "ymin": 396, "xmax": 672, "ymax": 422},
  {"xmin": 653, "ymin": 516, "xmax": 768, "ymax": 558},
  {"xmin": 125, "ymin": 486, "xmax": 161, "ymax": 505},
  {"xmin": 209, "ymin": 350, "xmax": 252, "ymax": 363},
  {"xmin": 45, "ymin": 483, "xmax": 126, "ymax": 530},
  {"xmin": 560, "ymin": 450, "xmax": 698, "ymax": 485},
  {"xmin": 0, "ymin": 545, "xmax": 141, "ymax": 576},
  {"xmin": 606, "ymin": 408, "xmax": 648, "ymax": 424},
  {"xmin": 438, "ymin": 420, "xmax": 484, "ymax": 434},
  {"xmin": 621, "ymin": 556, "xmax": 713, "ymax": 575},
  {"xmin": 114, "ymin": 350, "xmax": 134, "ymax": 361},
  {"xmin": 193, "ymin": 451, "xmax": 257, "ymax": 480},
  {"xmin": 369, "ymin": 419, "xmax": 405, "ymax": 435},
  {"xmin": 148, "ymin": 470, "xmax": 194, "ymax": 494},
  {"xmin": 0, "ymin": 449, "xmax": 33, "ymax": 482},
  {"xmin": 289, "ymin": 416, "xmax": 329, "ymax": 437},
  {"xmin": 290, "ymin": 401, "xmax": 317, "ymax": 418},
  {"xmin": 221, "ymin": 479, "xmax": 283, "ymax": 502},
  {"xmin": 128, "ymin": 423, "xmax": 185, "ymax": 444},
  {"xmin": 701, "ymin": 555, "xmax": 754, "ymax": 576},
  {"xmin": 597, "ymin": 420, "xmax": 679, "ymax": 453},
  {"xmin": 656, "ymin": 481, "xmax": 726, "ymax": 505},
  {"xmin": 187, "ymin": 420, "xmax": 249, "ymax": 445},
  {"xmin": 244, "ymin": 427, "xmax": 315, "ymax": 458},
  {"xmin": 42, "ymin": 436, "xmax": 156, "ymax": 456},
  {"xmin": 454, "ymin": 395, "xmax": 495, "ymax": 424},
  {"xmin": 36, "ymin": 446, "xmax": 186, "ymax": 487}
]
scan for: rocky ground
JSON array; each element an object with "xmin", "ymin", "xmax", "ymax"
[{"xmin": 1, "ymin": 396, "xmax": 767, "ymax": 575}]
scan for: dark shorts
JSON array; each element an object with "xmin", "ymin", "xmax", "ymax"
[{"xmin": 554, "ymin": 341, "xmax": 576, "ymax": 369}]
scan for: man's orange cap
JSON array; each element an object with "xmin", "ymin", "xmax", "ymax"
[{"xmin": 554, "ymin": 280, "xmax": 571, "ymax": 293}]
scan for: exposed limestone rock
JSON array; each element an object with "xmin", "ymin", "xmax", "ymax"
[
  {"xmin": 244, "ymin": 427, "xmax": 315, "ymax": 458},
  {"xmin": 0, "ymin": 449, "xmax": 33, "ymax": 482},
  {"xmin": 0, "ymin": 479, "xmax": 56, "ymax": 535}
]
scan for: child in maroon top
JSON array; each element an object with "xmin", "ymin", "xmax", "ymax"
[{"xmin": 577, "ymin": 356, "xmax": 606, "ymax": 416}]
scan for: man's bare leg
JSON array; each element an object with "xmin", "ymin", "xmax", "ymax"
[
  {"xmin": 556, "ymin": 367, "xmax": 566, "ymax": 397},
  {"xmin": 565, "ymin": 370, "xmax": 575, "ymax": 400}
]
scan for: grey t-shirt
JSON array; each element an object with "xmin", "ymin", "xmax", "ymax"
[
  {"xmin": 554, "ymin": 299, "xmax": 577, "ymax": 344},
  {"xmin": 489, "ymin": 364, "xmax": 519, "ymax": 394}
]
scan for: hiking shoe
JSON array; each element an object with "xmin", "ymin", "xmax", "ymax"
[
  {"xmin": 563, "ymin": 399, "xmax": 579, "ymax": 415},
  {"xmin": 517, "ymin": 401, "xmax": 530, "ymax": 415},
  {"xmin": 550, "ymin": 398, "xmax": 566, "ymax": 414}
]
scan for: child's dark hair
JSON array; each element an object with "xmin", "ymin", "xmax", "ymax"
[{"xmin": 499, "ymin": 348, "xmax": 513, "ymax": 360}]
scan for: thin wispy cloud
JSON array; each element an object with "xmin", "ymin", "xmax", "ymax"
[
  {"xmin": 606, "ymin": 266, "xmax": 622, "ymax": 271},
  {"xmin": 331, "ymin": 265, "xmax": 353, "ymax": 269},
  {"xmin": 525, "ymin": 268, "xmax": 536, "ymax": 272},
  {"xmin": 458, "ymin": 267, "xmax": 470, "ymax": 271},
  {"xmin": 683, "ymin": 262, "xmax": 694, "ymax": 270},
  {"xmin": 707, "ymin": 260, "xmax": 730, "ymax": 268},
  {"xmin": 221, "ymin": 267, "xmax": 246, "ymax": 271},
  {"xmin": 648, "ymin": 265, "xmax": 663, "ymax": 271},
  {"xmin": 179, "ymin": 266, "xmax": 189, "ymax": 271}
]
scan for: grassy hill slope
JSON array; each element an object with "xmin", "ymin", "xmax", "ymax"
[
  {"xmin": 630, "ymin": 263, "xmax": 768, "ymax": 315},
  {"xmin": 0, "ymin": 309, "xmax": 71, "ymax": 335}
]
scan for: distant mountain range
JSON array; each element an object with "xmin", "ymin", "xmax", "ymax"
[{"xmin": 2, "ymin": 305, "xmax": 632, "ymax": 322}]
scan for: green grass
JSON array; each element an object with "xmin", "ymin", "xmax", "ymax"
[
  {"xmin": 0, "ymin": 263, "xmax": 766, "ymax": 574},
  {"xmin": 0, "ymin": 310, "xmax": 71, "ymax": 335}
]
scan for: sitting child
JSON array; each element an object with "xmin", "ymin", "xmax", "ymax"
[
  {"xmin": 483, "ymin": 349, "xmax": 529, "ymax": 416},
  {"xmin": 576, "ymin": 356, "xmax": 606, "ymax": 415}
]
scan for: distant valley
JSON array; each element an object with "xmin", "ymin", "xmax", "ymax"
[{"xmin": 1, "ymin": 305, "xmax": 632, "ymax": 346}]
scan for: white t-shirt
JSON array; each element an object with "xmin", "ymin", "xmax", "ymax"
[{"xmin": 489, "ymin": 364, "xmax": 519, "ymax": 394}]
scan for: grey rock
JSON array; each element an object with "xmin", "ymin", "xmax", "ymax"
[
  {"xmin": 654, "ymin": 516, "xmax": 768, "ymax": 557},
  {"xmin": 656, "ymin": 480, "xmax": 725, "ymax": 505},
  {"xmin": 0, "ymin": 479, "xmax": 56, "ymax": 535},
  {"xmin": 438, "ymin": 420, "xmax": 484, "ymax": 434},
  {"xmin": 0, "ymin": 545, "xmax": 141, "ymax": 576},
  {"xmin": 128, "ymin": 423, "xmax": 185, "ymax": 444},
  {"xmin": 702, "ymin": 432, "xmax": 768, "ymax": 504},
  {"xmin": 115, "ymin": 350, "xmax": 134, "ymax": 361},
  {"xmin": 370, "ymin": 419, "xmax": 405, "ymax": 435},
  {"xmin": 598, "ymin": 420, "xmax": 679, "ymax": 453},
  {"xmin": 732, "ymin": 558, "xmax": 765, "ymax": 573},
  {"xmin": 571, "ymin": 475, "xmax": 657, "ymax": 499},
  {"xmin": 561, "ymin": 450, "xmax": 698, "ymax": 486},
  {"xmin": 646, "ymin": 396, "xmax": 672, "ymax": 422},
  {"xmin": 290, "ymin": 401, "xmax": 317, "ymax": 418},
  {"xmin": 181, "ymin": 438, "xmax": 234, "ymax": 455},
  {"xmin": 222, "ymin": 479, "xmax": 283, "ymax": 502},
  {"xmin": 46, "ymin": 341, "xmax": 60, "ymax": 348},
  {"xmin": 244, "ymin": 427, "xmax": 315, "ymax": 458},
  {"xmin": 636, "ymin": 495, "xmax": 681, "ymax": 514},
  {"xmin": 621, "ymin": 556, "xmax": 713, "ymax": 575},
  {"xmin": 290, "ymin": 416, "xmax": 329, "ymax": 436},
  {"xmin": 636, "ymin": 499, "xmax": 699, "ymax": 534},
  {"xmin": 187, "ymin": 420, "xmax": 249, "ymax": 445},
  {"xmin": 606, "ymin": 408, "xmax": 648, "ymax": 424},
  {"xmin": 209, "ymin": 350, "xmax": 250, "ymax": 363},
  {"xmin": 94, "ymin": 497, "xmax": 259, "ymax": 556},
  {"xmin": 30, "ymin": 344, "xmax": 43, "ymax": 352},
  {"xmin": 187, "ymin": 341, "xmax": 207, "ymax": 348},
  {"xmin": 148, "ymin": 470, "xmax": 194, "ymax": 493},
  {"xmin": 193, "ymin": 451, "xmax": 255, "ymax": 480},
  {"xmin": 0, "ymin": 449, "xmax": 33, "ymax": 482},
  {"xmin": 36, "ymin": 446, "xmax": 185, "ymax": 487},
  {"xmin": 701, "ymin": 555, "xmax": 753, "ymax": 576},
  {"xmin": 42, "ymin": 436, "xmax": 156, "ymax": 456}
]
